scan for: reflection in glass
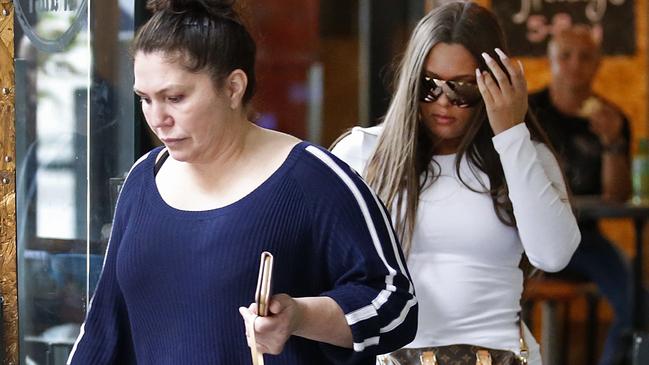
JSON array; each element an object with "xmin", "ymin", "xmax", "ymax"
[{"xmin": 15, "ymin": 2, "xmax": 136, "ymax": 364}]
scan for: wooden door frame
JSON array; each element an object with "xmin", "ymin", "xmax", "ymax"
[{"xmin": 0, "ymin": 0, "xmax": 17, "ymax": 364}]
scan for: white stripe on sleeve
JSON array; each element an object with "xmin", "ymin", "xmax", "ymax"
[{"xmin": 305, "ymin": 146, "xmax": 417, "ymax": 349}]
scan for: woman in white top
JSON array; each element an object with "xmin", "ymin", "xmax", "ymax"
[{"xmin": 332, "ymin": 2, "xmax": 581, "ymax": 364}]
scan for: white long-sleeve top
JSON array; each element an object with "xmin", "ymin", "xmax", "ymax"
[{"xmin": 332, "ymin": 123, "xmax": 580, "ymax": 361}]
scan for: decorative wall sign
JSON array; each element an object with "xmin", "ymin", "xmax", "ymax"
[
  {"xmin": 15, "ymin": 0, "xmax": 87, "ymax": 53},
  {"xmin": 492, "ymin": 0, "xmax": 636, "ymax": 57}
]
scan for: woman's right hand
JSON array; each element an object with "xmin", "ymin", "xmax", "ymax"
[
  {"xmin": 239, "ymin": 294, "xmax": 303, "ymax": 355},
  {"xmin": 476, "ymin": 48, "xmax": 528, "ymax": 135},
  {"xmin": 240, "ymin": 294, "xmax": 353, "ymax": 353}
]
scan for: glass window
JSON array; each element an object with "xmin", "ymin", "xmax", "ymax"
[{"xmin": 15, "ymin": 1, "xmax": 136, "ymax": 363}]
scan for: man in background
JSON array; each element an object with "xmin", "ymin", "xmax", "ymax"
[{"xmin": 529, "ymin": 25, "xmax": 632, "ymax": 365}]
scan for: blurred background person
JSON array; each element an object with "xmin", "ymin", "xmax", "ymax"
[{"xmin": 529, "ymin": 25, "xmax": 632, "ymax": 365}]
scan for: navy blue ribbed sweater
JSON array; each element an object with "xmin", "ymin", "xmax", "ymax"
[{"xmin": 68, "ymin": 142, "xmax": 417, "ymax": 365}]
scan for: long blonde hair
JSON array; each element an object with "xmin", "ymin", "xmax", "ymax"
[{"xmin": 365, "ymin": 2, "xmax": 550, "ymax": 256}]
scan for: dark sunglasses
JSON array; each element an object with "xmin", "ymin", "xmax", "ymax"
[{"xmin": 420, "ymin": 75, "xmax": 481, "ymax": 108}]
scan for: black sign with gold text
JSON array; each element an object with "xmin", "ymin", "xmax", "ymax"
[{"xmin": 492, "ymin": 0, "xmax": 636, "ymax": 57}]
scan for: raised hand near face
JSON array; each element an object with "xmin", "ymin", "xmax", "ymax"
[
  {"xmin": 588, "ymin": 102, "xmax": 625, "ymax": 147},
  {"xmin": 476, "ymin": 48, "xmax": 528, "ymax": 135}
]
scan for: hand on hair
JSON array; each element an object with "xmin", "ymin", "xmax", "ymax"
[
  {"xmin": 476, "ymin": 48, "xmax": 528, "ymax": 135},
  {"xmin": 239, "ymin": 294, "xmax": 302, "ymax": 355}
]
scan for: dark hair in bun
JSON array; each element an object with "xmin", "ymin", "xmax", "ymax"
[
  {"xmin": 146, "ymin": 0, "xmax": 237, "ymax": 19},
  {"xmin": 134, "ymin": 0, "xmax": 256, "ymax": 104}
]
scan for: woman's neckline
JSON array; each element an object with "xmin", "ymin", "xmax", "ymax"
[{"xmin": 147, "ymin": 141, "xmax": 306, "ymax": 217}]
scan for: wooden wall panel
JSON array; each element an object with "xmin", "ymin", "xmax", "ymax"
[{"xmin": 0, "ymin": 0, "xmax": 16, "ymax": 363}]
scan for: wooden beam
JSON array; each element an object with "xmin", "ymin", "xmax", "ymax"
[{"xmin": 0, "ymin": 0, "xmax": 16, "ymax": 363}]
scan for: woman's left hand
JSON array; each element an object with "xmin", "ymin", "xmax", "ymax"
[
  {"xmin": 239, "ymin": 294, "xmax": 303, "ymax": 355},
  {"xmin": 476, "ymin": 48, "xmax": 528, "ymax": 135}
]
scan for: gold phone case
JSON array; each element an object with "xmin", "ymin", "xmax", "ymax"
[
  {"xmin": 255, "ymin": 251, "xmax": 274, "ymax": 317},
  {"xmin": 249, "ymin": 252, "xmax": 274, "ymax": 365}
]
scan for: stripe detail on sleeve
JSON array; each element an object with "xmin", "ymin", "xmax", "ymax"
[
  {"xmin": 353, "ymin": 336, "xmax": 381, "ymax": 352},
  {"xmin": 380, "ymin": 297, "xmax": 419, "ymax": 333},
  {"xmin": 305, "ymin": 146, "xmax": 416, "ymax": 351},
  {"xmin": 345, "ymin": 305, "xmax": 378, "ymax": 325},
  {"xmin": 305, "ymin": 146, "xmax": 397, "ymax": 275},
  {"xmin": 366, "ymin": 191, "xmax": 418, "ymax": 333}
]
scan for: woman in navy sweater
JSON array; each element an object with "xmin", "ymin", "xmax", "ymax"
[{"xmin": 67, "ymin": 0, "xmax": 417, "ymax": 364}]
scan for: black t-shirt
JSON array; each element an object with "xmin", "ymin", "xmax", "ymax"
[
  {"xmin": 529, "ymin": 88, "xmax": 631, "ymax": 196},
  {"xmin": 529, "ymin": 88, "xmax": 631, "ymax": 230}
]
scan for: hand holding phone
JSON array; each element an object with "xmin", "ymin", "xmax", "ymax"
[{"xmin": 246, "ymin": 251, "xmax": 274, "ymax": 365}]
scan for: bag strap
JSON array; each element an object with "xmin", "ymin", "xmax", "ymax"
[
  {"xmin": 154, "ymin": 148, "xmax": 170, "ymax": 176},
  {"xmin": 518, "ymin": 313, "xmax": 529, "ymax": 363}
]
